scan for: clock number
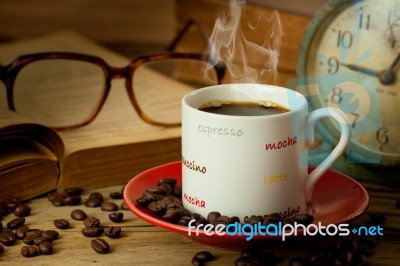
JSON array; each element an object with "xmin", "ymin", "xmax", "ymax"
[
  {"xmin": 388, "ymin": 9, "xmax": 400, "ymax": 25},
  {"xmin": 330, "ymin": 86, "xmax": 343, "ymax": 104},
  {"xmin": 337, "ymin": 30, "xmax": 353, "ymax": 49},
  {"xmin": 376, "ymin": 127, "xmax": 389, "ymax": 146},
  {"xmin": 349, "ymin": 112, "xmax": 360, "ymax": 128},
  {"xmin": 359, "ymin": 14, "xmax": 370, "ymax": 30},
  {"xmin": 327, "ymin": 57, "xmax": 339, "ymax": 74}
]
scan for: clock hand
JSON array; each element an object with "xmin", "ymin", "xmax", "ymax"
[
  {"xmin": 377, "ymin": 51, "xmax": 400, "ymax": 85},
  {"xmin": 339, "ymin": 63, "xmax": 379, "ymax": 77},
  {"xmin": 389, "ymin": 25, "xmax": 397, "ymax": 49}
]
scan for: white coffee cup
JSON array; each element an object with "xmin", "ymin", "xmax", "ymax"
[{"xmin": 181, "ymin": 83, "xmax": 351, "ymax": 221}]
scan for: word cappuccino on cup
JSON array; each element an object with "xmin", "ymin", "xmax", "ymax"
[{"xmin": 181, "ymin": 83, "xmax": 351, "ymax": 221}]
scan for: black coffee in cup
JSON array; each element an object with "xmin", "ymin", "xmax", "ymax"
[{"xmin": 198, "ymin": 101, "xmax": 289, "ymax": 116}]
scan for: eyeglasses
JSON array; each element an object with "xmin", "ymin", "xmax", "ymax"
[{"xmin": 0, "ymin": 51, "xmax": 225, "ymax": 131}]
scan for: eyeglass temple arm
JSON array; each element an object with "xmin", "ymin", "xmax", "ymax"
[{"xmin": 166, "ymin": 19, "xmax": 210, "ymax": 52}]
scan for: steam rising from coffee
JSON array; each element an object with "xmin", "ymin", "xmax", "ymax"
[{"xmin": 205, "ymin": 0, "xmax": 284, "ymax": 84}]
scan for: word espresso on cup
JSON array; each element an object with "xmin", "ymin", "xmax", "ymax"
[{"xmin": 181, "ymin": 84, "xmax": 351, "ymax": 220}]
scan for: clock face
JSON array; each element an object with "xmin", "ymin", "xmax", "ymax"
[{"xmin": 297, "ymin": 0, "xmax": 400, "ymax": 165}]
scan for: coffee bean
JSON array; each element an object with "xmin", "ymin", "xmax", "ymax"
[
  {"xmin": 146, "ymin": 186, "xmax": 169, "ymax": 195},
  {"xmin": 109, "ymin": 191, "xmax": 123, "ymax": 199},
  {"xmin": 143, "ymin": 191, "xmax": 164, "ymax": 201},
  {"xmin": 38, "ymin": 241, "xmax": 53, "ymax": 255},
  {"xmin": 136, "ymin": 195, "xmax": 152, "ymax": 207},
  {"xmin": 195, "ymin": 216, "xmax": 207, "ymax": 227},
  {"xmin": 147, "ymin": 201, "xmax": 167, "ymax": 214},
  {"xmin": 159, "ymin": 183, "xmax": 173, "ymax": 195},
  {"xmin": 368, "ymin": 212, "xmax": 386, "ymax": 225},
  {"xmin": 85, "ymin": 197, "xmax": 103, "ymax": 208},
  {"xmin": 246, "ymin": 215, "xmax": 263, "ymax": 225},
  {"xmin": 262, "ymin": 213, "xmax": 283, "ymax": 224},
  {"xmin": 20, "ymin": 245, "xmax": 39, "ymax": 257},
  {"xmin": 23, "ymin": 229, "xmax": 44, "ymax": 245},
  {"xmin": 191, "ymin": 257, "xmax": 203, "ymax": 266},
  {"xmin": 71, "ymin": 209, "xmax": 87, "ymax": 221},
  {"xmin": 82, "ymin": 227, "xmax": 104, "ymax": 237},
  {"xmin": 173, "ymin": 186, "xmax": 182, "ymax": 197},
  {"xmin": 215, "ymin": 215, "xmax": 230, "ymax": 226},
  {"xmin": 34, "ymin": 236, "xmax": 53, "ymax": 246},
  {"xmin": 0, "ymin": 230, "xmax": 16, "ymax": 246},
  {"xmin": 5, "ymin": 197, "xmax": 20, "ymax": 211},
  {"xmin": 193, "ymin": 250, "xmax": 214, "ymax": 262},
  {"xmin": 230, "ymin": 216, "xmax": 240, "ymax": 224},
  {"xmin": 109, "ymin": 212, "xmax": 124, "ymax": 223},
  {"xmin": 283, "ymin": 218, "xmax": 295, "ymax": 225},
  {"xmin": 178, "ymin": 216, "xmax": 192, "ymax": 226},
  {"xmin": 163, "ymin": 207, "xmax": 185, "ymax": 222},
  {"xmin": 54, "ymin": 219, "xmax": 70, "ymax": 229},
  {"xmin": 83, "ymin": 217, "xmax": 101, "ymax": 228},
  {"xmin": 47, "ymin": 191, "xmax": 67, "ymax": 202},
  {"xmin": 104, "ymin": 226, "xmax": 121, "ymax": 238},
  {"xmin": 91, "ymin": 238, "xmax": 110, "ymax": 254},
  {"xmin": 13, "ymin": 204, "xmax": 31, "ymax": 217},
  {"xmin": 291, "ymin": 214, "xmax": 314, "ymax": 225},
  {"xmin": 101, "ymin": 202, "xmax": 119, "ymax": 212},
  {"xmin": 85, "ymin": 192, "xmax": 104, "ymax": 207},
  {"xmin": 341, "ymin": 239, "xmax": 357, "ymax": 263},
  {"xmin": 51, "ymin": 194, "xmax": 66, "ymax": 207},
  {"xmin": 120, "ymin": 202, "xmax": 129, "ymax": 210},
  {"xmin": 26, "ymin": 229, "xmax": 44, "ymax": 238},
  {"xmin": 207, "ymin": 211, "xmax": 221, "ymax": 225},
  {"xmin": 63, "ymin": 195, "xmax": 82, "ymax": 206},
  {"xmin": 157, "ymin": 178, "xmax": 177, "ymax": 187},
  {"xmin": 15, "ymin": 226, "xmax": 30, "ymax": 239},
  {"xmin": 89, "ymin": 192, "xmax": 104, "ymax": 201},
  {"xmin": 64, "ymin": 187, "xmax": 84, "ymax": 196},
  {"xmin": 41, "ymin": 230, "xmax": 59, "ymax": 241},
  {"xmin": 162, "ymin": 195, "xmax": 180, "ymax": 204},
  {"xmin": 7, "ymin": 217, "xmax": 25, "ymax": 230}
]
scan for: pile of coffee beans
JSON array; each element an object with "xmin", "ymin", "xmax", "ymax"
[
  {"xmin": 47, "ymin": 187, "xmax": 126, "ymax": 254},
  {"xmin": 288, "ymin": 238, "xmax": 375, "ymax": 266},
  {"xmin": 135, "ymin": 178, "xmax": 314, "ymax": 229},
  {"xmin": 0, "ymin": 196, "xmax": 57, "ymax": 257},
  {"xmin": 0, "ymin": 185, "xmax": 127, "ymax": 258}
]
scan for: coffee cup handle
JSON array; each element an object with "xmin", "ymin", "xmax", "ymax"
[{"xmin": 305, "ymin": 107, "xmax": 351, "ymax": 203}]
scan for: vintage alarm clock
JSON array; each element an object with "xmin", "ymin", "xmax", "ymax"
[{"xmin": 296, "ymin": 0, "xmax": 400, "ymax": 186}]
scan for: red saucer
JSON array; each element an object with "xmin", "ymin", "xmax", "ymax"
[{"xmin": 123, "ymin": 161, "xmax": 369, "ymax": 250}]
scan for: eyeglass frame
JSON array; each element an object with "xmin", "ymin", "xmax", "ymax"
[{"xmin": 0, "ymin": 51, "xmax": 226, "ymax": 131}]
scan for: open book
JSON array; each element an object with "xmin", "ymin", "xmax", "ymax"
[{"xmin": 0, "ymin": 31, "xmax": 182, "ymax": 200}]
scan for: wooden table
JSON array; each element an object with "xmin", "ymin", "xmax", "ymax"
[{"xmin": 1, "ymin": 181, "xmax": 399, "ymax": 266}]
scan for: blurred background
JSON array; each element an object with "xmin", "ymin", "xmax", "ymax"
[{"xmin": 0, "ymin": 0, "xmax": 328, "ymax": 85}]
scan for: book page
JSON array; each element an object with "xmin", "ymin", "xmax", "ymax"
[
  {"xmin": 0, "ymin": 107, "xmax": 64, "ymax": 159},
  {"xmin": 0, "ymin": 30, "xmax": 188, "ymax": 154},
  {"xmin": 0, "ymin": 140, "xmax": 57, "ymax": 170}
]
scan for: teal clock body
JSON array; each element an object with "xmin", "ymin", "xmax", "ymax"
[{"xmin": 295, "ymin": 0, "xmax": 400, "ymax": 186}]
